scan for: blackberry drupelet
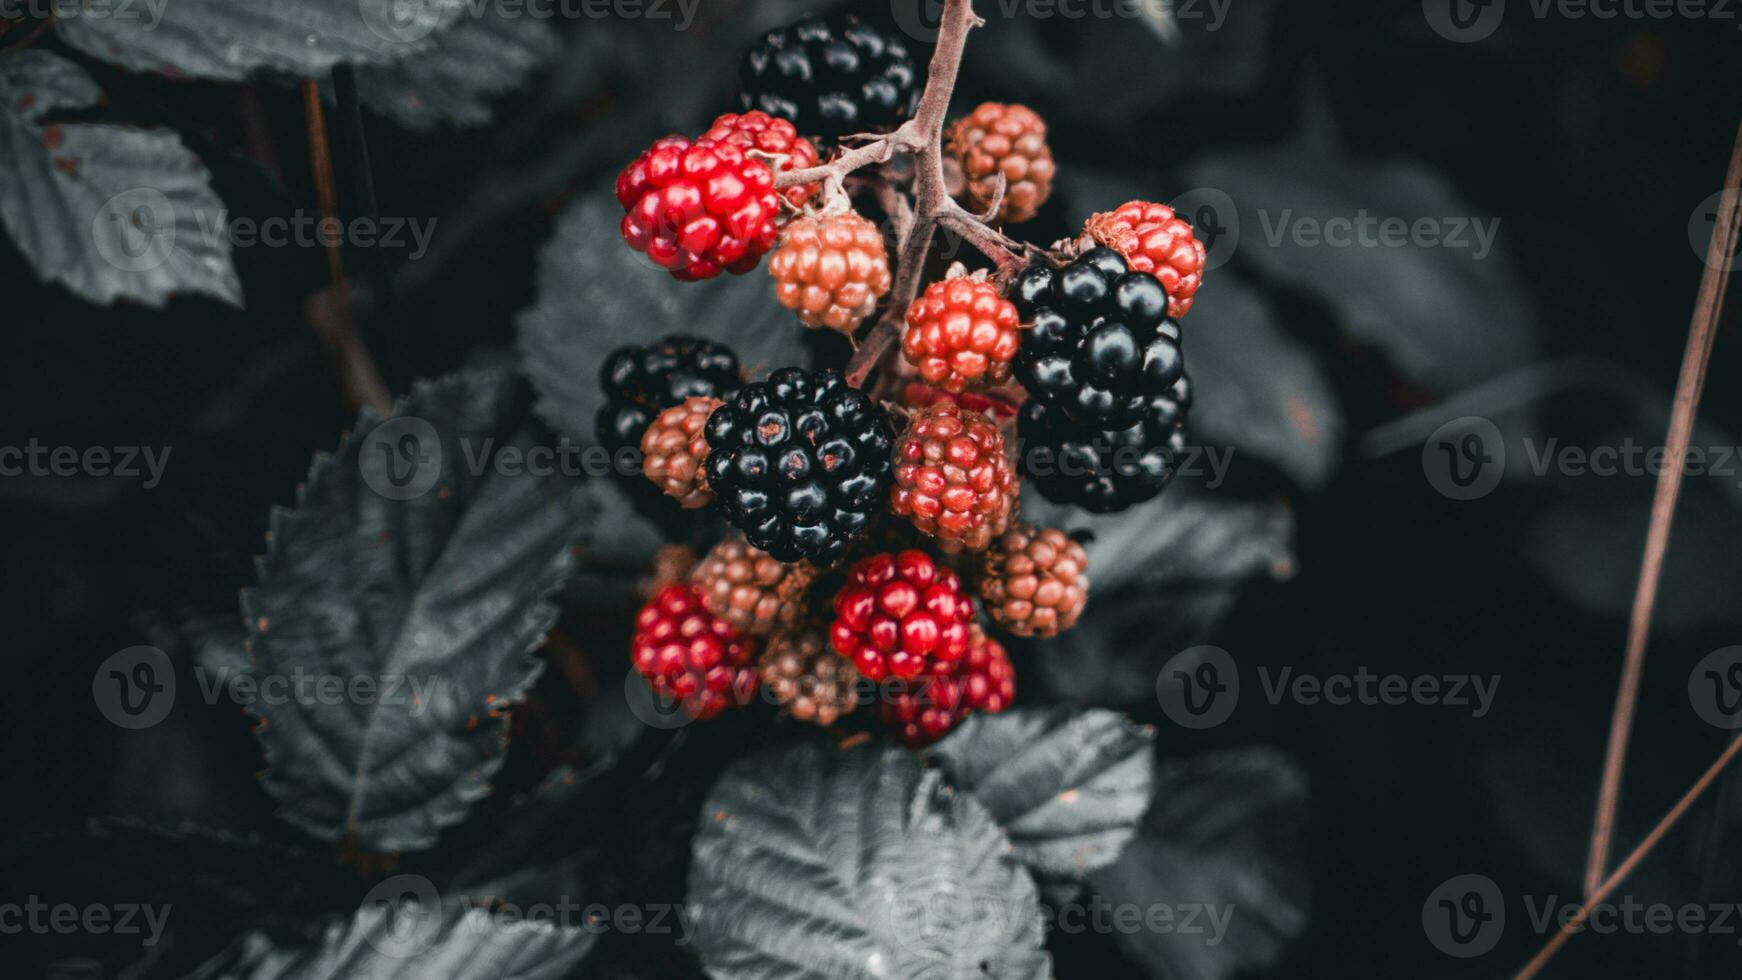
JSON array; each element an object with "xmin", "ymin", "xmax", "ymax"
[
  {"xmin": 738, "ymin": 13, "xmax": 918, "ymax": 143},
  {"xmin": 1019, "ymin": 372, "xmax": 1192, "ymax": 513},
  {"xmin": 703, "ymin": 367, "xmax": 893, "ymax": 564},
  {"xmin": 1012, "ymin": 246, "xmax": 1184, "ymax": 431},
  {"xmin": 595, "ymin": 335, "xmax": 741, "ymax": 456}
]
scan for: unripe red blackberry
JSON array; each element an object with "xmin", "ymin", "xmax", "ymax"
[
  {"xmin": 946, "ymin": 102, "xmax": 1056, "ymax": 224},
  {"xmin": 768, "ymin": 211, "xmax": 892, "ymax": 334},
  {"xmin": 1084, "ymin": 201, "xmax": 1207, "ymax": 318},
  {"xmin": 640, "ymin": 396, "xmax": 720, "ymax": 509},
  {"xmin": 758, "ymin": 628, "xmax": 858, "ymax": 727},
  {"xmin": 616, "ymin": 135, "xmax": 779, "ymax": 280},
  {"xmin": 690, "ymin": 536, "xmax": 814, "ymax": 637},
  {"xmin": 830, "ymin": 549, "xmax": 974, "ymax": 681},
  {"xmin": 879, "ymin": 658, "xmax": 965, "ymax": 747},
  {"xmin": 889, "ymin": 402, "xmax": 1018, "ymax": 553},
  {"xmin": 631, "ymin": 584, "xmax": 760, "ymax": 720},
  {"xmin": 978, "ymin": 525, "xmax": 1090, "ymax": 637},
  {"xmin": 961, "ymin": 626, "xmax": 1016, "ymax": 714},
  {"xmin": 901, "ymin": 274, "xmax": 1022, "ymax": 393},
  {"xmin": 700, "ymin": 110, "xmax": 821, "ymax": 211}
]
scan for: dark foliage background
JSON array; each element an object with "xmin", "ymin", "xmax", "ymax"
[{"xmin": 2, "ymin": 0, "xmax": 1739, "ymax": 976}]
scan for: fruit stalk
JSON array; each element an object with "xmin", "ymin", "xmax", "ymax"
[{"xmin": 762, "ymin": 1, "xmax": 1023, "ymax": 388}]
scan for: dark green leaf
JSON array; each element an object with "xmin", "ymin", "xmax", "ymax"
[
  {"xmin": 57, "ymin": 0, "xmax": 465, "ymax": 81},
  {"xmin": 1090, "ymin": 748, "xmax": 1310, "ymax": 980},
  {"xmin": 517, "ymin": 193, "xmax": 807, "ymax": 443},
  {"xmin": 349, "ymin": 11, "xmax": 562, "ymax": 130},
  {"xmin": 239, "ymin": 368, "xmax": 576, "ymax": 851},
  {"xmin": 931, "ymin": 708, "xmax": 1155, "ymax": 884},
  {"xmin": 1183, "ymin": 116, "xmax": 1535, "ymax": 392},
  {"xmin": 0, "ymin": 50, "xmax": 241, "ymax": 307},
  {"xmin": 185, "ymin": 902, "xmax": 597, "ymax": 980},
  {"xmin": 688, "ymin": 740, "xmax": 1051, "ymax": 980}
]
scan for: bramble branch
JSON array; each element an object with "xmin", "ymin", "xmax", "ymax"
[{"xmin": 766, "ymin": 0, "xmax": 1024, "ymax": 388}]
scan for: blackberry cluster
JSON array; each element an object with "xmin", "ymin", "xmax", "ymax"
[
  {"xmin": 704, "ymin": 368, "xmax": 893, "ymax": 564},
  {"xmin": 595, "ymin": 336, "xmax": 741, "ymax": 455},
  {"xmin": 1019, "ymin": 372, "xmax": 1191, "ymax": 513},
  {"xmin": 1012, "ymin": 246, "xmax": 1183, "ymax": 430},
  {"xmin": 738, "ymin": 14, "xmax": 918, "ymax": 143}
]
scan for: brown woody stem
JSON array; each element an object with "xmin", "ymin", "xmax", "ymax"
[
  {"xmin": 300, "ymin": 79, "xmax": 393, "ymax": 417},
  {"xmin": 766, "ymin": 1, "xmax": 1002, "ymax": 389}
]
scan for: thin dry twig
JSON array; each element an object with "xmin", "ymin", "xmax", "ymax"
[
  {"xmin": 1583, "ymin": 117, "xmax": 1742, "ymax": 897},
  {"xmin": 300, "ymin": 79, "xmax": 392, "ymax": 417},
  {"xmin": 1521, "ymin": 735, "xmax": 1742, "ymax": 979}
]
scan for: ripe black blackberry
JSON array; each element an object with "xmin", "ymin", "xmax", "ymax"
[
  {"xmin": 595, "ymin": 335, "xmax": 741, "ymax": 454},
  {"xmin": 738, "ymin": 13, "xmax": 918, "ymax": 143},
  {"xmin": 1019, "ymin": 372, "xmax": 1192, "ymax": 513},
  {"xmin": 1012, "ymin": 246, "xmax": 1185, "ymax": 431},
  {"xmin": 704, "ymin": 367, "xmax": 892, "ymax": 564}
]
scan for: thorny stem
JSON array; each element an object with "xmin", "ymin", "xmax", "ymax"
[
  {"xmin": 1583, "ymin": 116, "xmax": 1742, "ymax": 898},
  {"xmin": 769, "ymin": 0, "xmax": 1025, "ymax": 388}
]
